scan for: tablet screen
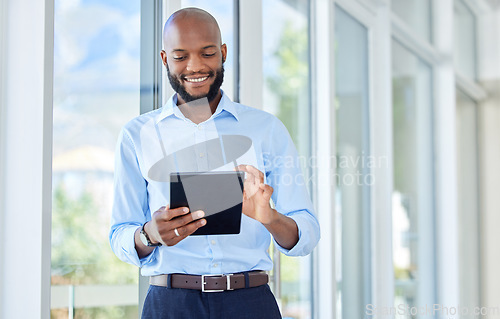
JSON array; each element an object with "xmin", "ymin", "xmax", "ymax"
[{"xmin": 170, "ymin": 171, "xmax": 244, "ymax": 235}]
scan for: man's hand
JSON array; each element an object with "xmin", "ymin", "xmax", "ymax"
[
  {"xmin": 135, "ymin": 206, "xmax": 206, "ymax": 258},
  {"xmin": 147, "ymin": 206, "xmax": 206, "ymax": 246},
  {"xmin": 235, "ymin": 164, "xmax": 299, "ymax": 250},
  {"xmin": 236, "ymin": 164, "xmax": 278, "ymax": 225}
]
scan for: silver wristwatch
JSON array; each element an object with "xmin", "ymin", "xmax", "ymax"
[{"xmin": 139, "ymin": 222, "xmax": 161, "ymax": 247}]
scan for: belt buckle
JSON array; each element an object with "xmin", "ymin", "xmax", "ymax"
[{"xmin": 201, "ymin": 274, "xmax": 232, "ymax": 292}]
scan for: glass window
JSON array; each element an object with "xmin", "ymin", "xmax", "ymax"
[
  {"xmin": 391, "ymin": 0, "xmax": 432, "ymax": 43},
  {"xmin": 392, "ymin": 40, "xmax": 436, "ymax": 311},
  {"xmin": 456, "ymin": 89, "xmax": 481, "ymax": 317},
  {"xmin": 51, "ymin": 0, "xmax": 140, "ymax": 318},
  {"xmin": 334, "ymin": 6, "xmax": 372, "ymax": 319},
  {"xmin": 180, "ymin": 0, "xmax": 236, "ymax": 101},
  {"xmin": 262, "ymin": 0, "xmax": 312, "ymax": 318},
  {"xmin": 454, "ymin": 0, "xmax": 477, "ymax": 80}
]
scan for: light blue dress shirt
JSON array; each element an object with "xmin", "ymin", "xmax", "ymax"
[{"xmin": 109, "ymin": 91, "xmax": 320, "ymax": 276}]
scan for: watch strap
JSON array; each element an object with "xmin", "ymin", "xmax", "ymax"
[{"xmin": 141, "ymin": 222, "xmax": 162, "ymax": 247}]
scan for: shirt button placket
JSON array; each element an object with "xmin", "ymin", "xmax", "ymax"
[{"xmin": 209, "ymin": 237, "xmax": 223, "ymax": 274}]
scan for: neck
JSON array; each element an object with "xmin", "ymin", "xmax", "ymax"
[{"xmin": 176, "ymin": 91, "xmax": 222, "ymax": 125}]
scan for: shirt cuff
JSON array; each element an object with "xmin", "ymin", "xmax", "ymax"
[
  {"xmin": 273, "ymin": 210, "xmax": 320, "ymax": 257},
  {"xmin": 117, "ymin": 225, "xmax": 157, "ymax": 267}
]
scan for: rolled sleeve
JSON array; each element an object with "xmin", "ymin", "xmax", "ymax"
[
  {"xmin": 110, "ymin": 224, "xmax": 157, "ymax": 267},
  {"xmin": 274, "ymin": 209, "xmax": 321, "ymax": 256},
  {"xmin": 109, "ymin": 128, "xmax": 154, "ymax": 268}
]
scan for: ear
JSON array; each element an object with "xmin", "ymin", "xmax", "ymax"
[
  {"xmin": 221, "ymin": 44, "xmax": 227, "ymax": 63},
  {"xmin": 160, "ymin": 50, "xmax": 168, "ymax": 66}
]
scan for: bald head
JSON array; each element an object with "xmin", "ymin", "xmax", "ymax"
[
  {"xmin": 163, "ymin": 8, "xmax": 222, "ymax": 48},
  {"xmin": 160, "ymin": 7, "xmax": 227, "ymax": 107}
]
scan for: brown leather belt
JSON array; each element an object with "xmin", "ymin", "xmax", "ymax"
[{"xmin": 150, "ymin": 271, "xmax": 269, "ymax": 292}]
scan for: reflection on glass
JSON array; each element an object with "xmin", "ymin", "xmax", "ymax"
[
  {"xmin": 263, "ymin": 0, "xmax": 312, "ymax": 318},
  {"xmin": 391, "ymin": 0, "xmax": 432, "ymax": 43},
  {"xmin": 454, "ymin": 0, "xmax": 477, "ymax": 80},
  {"xmin": 456, "ymin": 90, "xmax": 480, "ymax": 318},
  {"xmin": 392, "ymin": 40, "xmax": 435, "ymax": 314},
  {"xmin": 51, "ymin": 0, "xmax": 140, "ymax": 318},
  {"xmin": 334, "ymin": 6, "xmax": 371, "ymax": 319},
  {"xmin": 180, "ymin": 0, "xmax": 235, "ymax": 100}
]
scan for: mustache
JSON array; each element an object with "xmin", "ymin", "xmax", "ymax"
[{"xmin": 180, "ymin": 71, "xmax": 215, "ymax": 80}]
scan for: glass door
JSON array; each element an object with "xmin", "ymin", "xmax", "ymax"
[
  {"xmin": 51, "ymin": 0, "xmax": 141, "ymax": 318},
  {"xmin": 262, "ymin": 0, "xmax": 313, "ymax": 318},
  {"xmin": 391, "ymin": 40, "xmax": 436, "ymax": 315},
  {"xmin": 334, "ymin": 5, "xmax": 372, "ymax": 318}
]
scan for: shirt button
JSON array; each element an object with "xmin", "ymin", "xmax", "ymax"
[
  {"xmin": 198, "ymin": 125, "xmax": 203, "ymax": 130},
  {"xmin": 199, "ymin": 152, "xmax": 205, "ymax": 158},
  {"xmin": 213, "ymin": 263, "xmax": 218, "ymax": 268},
  {"xmin": 211, "ymin": 240, "xmax": 216, "ymax": 245}
]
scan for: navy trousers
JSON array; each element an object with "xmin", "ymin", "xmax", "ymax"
[{"xmin": 142, "ymin": 284, "xmax": 282, "ymax": 319}]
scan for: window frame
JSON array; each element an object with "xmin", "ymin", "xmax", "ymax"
[
  {"xmin": 391, "ymin": 38, "xmax": 438, "ymax": 308},
  {"xmin": 455, "ymin": 87, "xmax": 482, "ymax": 313}
]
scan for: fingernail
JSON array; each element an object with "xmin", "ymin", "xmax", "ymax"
[
  {"xmin": 194, "ymin": 210, "xmax": 205, "ymax": 219},
  {"xmin": 183, "ymin": 207, "xmax": 189, "ymax": 213},
  {"xmin": 199, "ymin": 219, "xmax": 206, "ymax": 226}
]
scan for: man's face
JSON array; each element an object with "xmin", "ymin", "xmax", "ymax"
[
  {"xmin": 167, "ymin": 60, "xmax": 224, "ymax": 104},
  {"xmin": 161, "ymin": 16, "xmax": 227, "ymax": 103}
]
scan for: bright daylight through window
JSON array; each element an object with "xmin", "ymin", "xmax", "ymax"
[{"xmin": 51, "ymin": 1, "xmax": 140, "ymax": 318}]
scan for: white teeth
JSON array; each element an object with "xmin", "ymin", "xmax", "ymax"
[{"xmin": 186, "ymin": 76, "xmax": 208, "ymax": 83}]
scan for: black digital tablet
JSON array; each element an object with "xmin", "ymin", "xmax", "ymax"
[{"xmin": 170, "ymin": 171, "xmax": 245, "ymax": 235}]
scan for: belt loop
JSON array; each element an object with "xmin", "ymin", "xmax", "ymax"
[
  {"xmin": 244, "ymin": 272, "xmax": 250, "ymax": 288},
  {"xmin": 167, "ymin": 274, "xmax": 172, "ymax": 288}
]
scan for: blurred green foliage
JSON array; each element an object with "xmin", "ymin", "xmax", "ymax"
[
  {"xmin": 51, "ymin": 184, "xmax": 137, "ymax": 285},
  {"xmin": 51, "ymin": 184, "xmax": 138, "ymax": 318},
  {"xmin": 267, "ymin": 20, "xmax": 309, "ymax": 148}
]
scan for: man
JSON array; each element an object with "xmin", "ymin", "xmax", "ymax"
[{"xmin": 110, "ymin": 8, "xmax": 320, "ymax": 319}]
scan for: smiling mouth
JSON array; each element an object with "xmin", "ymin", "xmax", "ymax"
[{"xmin": 184, "ymin": 76, "xmax": 209, "ymax": 83}]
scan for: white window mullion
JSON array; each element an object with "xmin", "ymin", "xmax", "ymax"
[
  {"xmin": 162, "ymin": 0, "xmax": 181, "ymax": 105},
  {"xmin": 433, "ymin": 0, "xmax": 460, "ymax": 310},
  {"xmin": 239, "ymin": 0, "xmax": 262, "ymax": 109},
  {"xmin": 370, "ymin": 2, "xmax": 395, "ymax": 316},
  {"xmin": 1, "ymin": 0, "xmax": 54, "ymax": 318},
  {"xmin": 311, "ymin": 0, "xmax": 336, "ymax": 318}
]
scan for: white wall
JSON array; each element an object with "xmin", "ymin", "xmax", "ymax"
[
  {"xmin": 0, "ymin": 0, "xmax": 7, "ymax": 314},
  {"xmin": 0, "ymin": 0, "xmax": 54, "ymax": 318},
  {"xmin": 479, "ymin": 81, "xmax": 500, "ymax": 317},
  {"xmin": 478, "ymin": 6, "xmax": 500, "ymax": 315}
]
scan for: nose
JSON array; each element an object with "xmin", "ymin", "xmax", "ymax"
[{"xmin": 186, "ymin": 55, "xmax": 203, "ymax": 73}]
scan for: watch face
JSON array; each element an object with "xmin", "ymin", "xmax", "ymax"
[{"xmin": 139, "ymin": 231, "xmax": 149, "ymax": 246}]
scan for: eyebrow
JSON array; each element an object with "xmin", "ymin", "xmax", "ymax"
[{"xmin": 170, "ymin": 45, "xmax": 218, "ymax": 53}]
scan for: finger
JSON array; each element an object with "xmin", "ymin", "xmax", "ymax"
[
  {"xmin": 169, "ymin": 210, "xmax": 205, "ymax": 229},
  {"xmin": 260, "ymin": 183, "xmax": 274, "ymax": 201},
  {"xmin": 244, "ymin": 175, "xmax": 259, "ymax": 198},
  {"xmin": 244, "ymin": 169, "xmax": 256, "ymax": 185},
  {"xmin": 169, "ymin": 219, "xmax": 207, "ymax": 244},
  {"xmin": 245, "ymin": 165, "xmax": 264, "ymax": 183},
  {"xmin": 164, "ymin": 206, "xmax": 190, "ymax": 221},
  {"xmin": 234, "ymin": 165, "xmax": 249, "ymax": 181},
  {"xmin": 152, "ymin": 205, "xmax": 168, "ymax": 220},
  {"xmin": 234, "ymin": 164, "xmax": 248, "ymax": 172}
]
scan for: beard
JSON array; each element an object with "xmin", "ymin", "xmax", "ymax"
[{"xmin": 167, "ymin": 62, "xmax": 225, "ymax": 104}]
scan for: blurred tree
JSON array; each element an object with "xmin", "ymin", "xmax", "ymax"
[
  {"xmin": 52, "ymin": 184, "xmax": 137, "ymax": 285},
  {"xmin": 51, "ymin": 184, "xmax": 138, "ymax": 318},
  {"xmin": 267, "ymin": 20, "xmax": 309, "ymax": 148}
]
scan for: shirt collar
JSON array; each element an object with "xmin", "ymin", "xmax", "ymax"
[{"xmin": 155, "ymin": 90, "xmax": 239, "ymax": 124}]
